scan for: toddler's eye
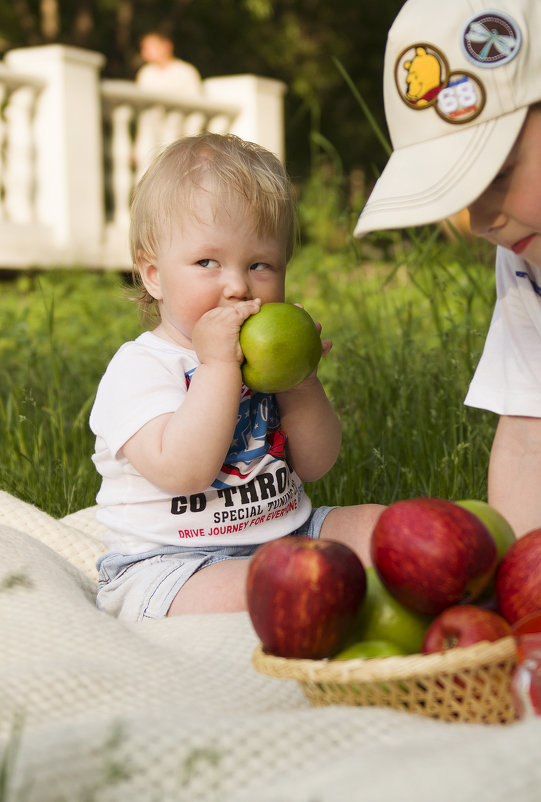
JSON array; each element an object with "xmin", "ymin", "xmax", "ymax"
[
  {"xmin": 198, "ymin": 259, "xmax": 219, "ymax": 269},
  {"xmin": 250, "ymin": 262, "xmax": 269, "ymax": 271}
]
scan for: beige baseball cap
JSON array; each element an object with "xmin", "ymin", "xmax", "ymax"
[{"xmin": 354, "ymin": 0, "xmax": 541, "ymax": 237}]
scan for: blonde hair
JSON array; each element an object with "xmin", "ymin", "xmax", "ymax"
[{"xmin": 129, "ymin": 133, "xmax": 296, "ymax": 317}]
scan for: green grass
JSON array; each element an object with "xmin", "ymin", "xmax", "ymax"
[
  {"xmin": 289, "ymin": 227, "xmax": 499, "ymax": 507},
  {"xmin": 0, "ymin": 271, "xmax": 142, "ymax": 516},
  {"xmin": 0, "ymin": 225, "xmax": 498, "ymax": 519}
]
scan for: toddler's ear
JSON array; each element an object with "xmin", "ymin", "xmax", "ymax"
[{"xmin": 137, "ymin": 252, "xmax": 163, "ymax": 301}]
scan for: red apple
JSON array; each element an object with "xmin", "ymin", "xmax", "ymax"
[
  {"xmin": 422, "ymin": 604, "xmax": 511, "ymax": 654},
  {"xmin": 495, "ymin": 528, "xmax": 541, "ymax": 625},
  {"xmin": 512, "ymin": 610, "xmax": 541, "ymax": 637},
  {"xmin": 246, "ymin": 536, "xmax": 366, "ymax": 659},
  {"xmin": 371, "ymin": 498, "xmax": 498, "ymax": 616}
]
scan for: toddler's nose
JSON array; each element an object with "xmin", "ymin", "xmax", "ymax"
[{"xmin": 223, "ymin": 268, "xmax": 251, "ymax": 300}]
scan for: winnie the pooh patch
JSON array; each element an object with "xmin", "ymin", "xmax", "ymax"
[{"xmin": 398, "ymin": 45, "xmax": 448, "ymax": 107}]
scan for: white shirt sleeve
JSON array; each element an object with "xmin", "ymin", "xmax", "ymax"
[
  {"xmin": 89, "ymin": 334, "xmax": 193, "ymax": 458},
  {"xmin": 464, "ymin": 246, "xmax": 541, "ymax": 416}
]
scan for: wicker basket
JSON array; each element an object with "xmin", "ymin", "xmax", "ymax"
[{"xmin": 253, "ymin": 636, "xmax": 518, "ymax": 724}]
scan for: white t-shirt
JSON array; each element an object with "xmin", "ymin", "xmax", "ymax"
[
  {"xmin": 465, "ymin": 246, "xmax": 541, "ymax": 416},
  {"xmin": 136, "ymin": 59, "xmax": 202, "ymax": 97},
  {"xmin": 89, "ymin": 332, "xmax": 311, "ymax": 555}
]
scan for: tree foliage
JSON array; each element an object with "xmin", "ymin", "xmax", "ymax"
[{"xmin": 0, "ymin": 0, "xmax": 404, "ymax": 178}]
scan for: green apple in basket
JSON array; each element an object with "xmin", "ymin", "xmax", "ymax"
[
  {"xmin": 239, "ymin": 303, "xmax": 322, "ymax": 393},
  {"xmin": 456, "ymin": 499, "xmax": 517, "ymax": 602},
  {"xmin": 342, "ymin": 566, "xmax": 433, "ymax": 656},
  {"xmin": 455, "ymin": 499, "xmax": 516, "ymax": 560},
  {"xmin": 333, "ymin": 639, "xmax": 407, "ymax": 660}
]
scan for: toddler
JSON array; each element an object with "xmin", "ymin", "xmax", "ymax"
[{"xmin": 91, "ymin": 133, "xmax": 383, "ymax": 621}]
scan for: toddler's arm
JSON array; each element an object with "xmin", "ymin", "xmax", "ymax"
[
  {"xmin": 122, "ymin": 299, "xmax": 260, "ymax": 494},
  {"xmin": 276, "ymin": 334, "xmax": 342, "ymax": 482}
]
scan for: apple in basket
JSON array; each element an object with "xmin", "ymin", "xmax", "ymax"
[
  {"xmin": 347, "ymin": 566, "xmax": 433, "ymax": 654},
  {"xmin": 371, "ymin": 498, "xmax": 498, "ymax": 616},
  {"xmin": 456, "ymin": 499, "xmax": 517, "ymax": 602},
  {"xmin": 239, "ymin": 303, "xmax": 322, "ymax": 393},
  {"xmin": 421, "ymin": 604, "xmax": 512, "ymax": 654},
  {"xmin": 495, "ymin": 528, "xmax": 541, "ymax": 625},
  {"xmin": 456, "ymin": 499, "xmax": 516, "ymax": 560},
  {"xmin": 246, "ymin": 536, "xmax": 366, "ymax": 659},
  {"xmin": 333, "ymin": 639, "xmax": 406, "ymax": 660}
]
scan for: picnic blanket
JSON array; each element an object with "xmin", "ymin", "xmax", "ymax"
[{"xmin": 1, "ymin": 488, "xmax": 540, "ymax": 802}]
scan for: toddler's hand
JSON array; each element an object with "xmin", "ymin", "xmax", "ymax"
[
  {"xmin": 278, "ymin": 313, "xmax": 333, "ymax": 394},
  {"xmin": 192, "ymin": 299, "xmax": 261, "ymax": 368},
  {"xmin": 303, "ymin": 309, "xmax": 333, "ymax": 363},
  {"xmin": 292, "ymin": 303, "xmax": 332, "ymax": 360},
  {"xmin": 315, "ymin": 323, "xmax": 333, "ymax": 360}
]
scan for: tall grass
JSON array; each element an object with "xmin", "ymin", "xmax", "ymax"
[
  {"xmin": 290, "ymin": 230, "xmax": 497, "ymax": 506},
  {"xmin": 0, "ymin": 179, "xmax": 498, "ymax": 518},
  {"xmin": 0, "ymin": 271, "xmax": 141, "ymax": 516}
]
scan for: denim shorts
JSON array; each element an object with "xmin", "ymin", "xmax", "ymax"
[{"xmin": 96, "ymin": 505, "xmax": 338, "ymax": 622}]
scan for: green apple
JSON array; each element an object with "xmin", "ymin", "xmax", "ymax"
[
  {"xmin": 455, "ymin": 499, "xmax": 516, "ymax": 560},
  {"xmin": 239, "ymin": 303, "xmax": 322, "ymax": 393},
  {"xmin": 333, "ymin": 639, "xmax": 406, "ymax": 660},
  {"xmin": 348, "ymin": 566, "xmax": 433, "ymax": 654}
]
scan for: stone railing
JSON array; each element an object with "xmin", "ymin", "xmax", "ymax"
[{"xmin": 0, "ymin": 45, "xmax": 286, "ymax": 271}]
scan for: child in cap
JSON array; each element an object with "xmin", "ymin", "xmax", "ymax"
[
  {"xmin": 355, "ymin": 0, "xmax": 541, "ymax": 537},
  {"xmin": 90, "ymin": 133, "xmax": 383, "ymax": 621}
]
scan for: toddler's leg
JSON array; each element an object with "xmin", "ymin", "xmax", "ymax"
[
  {"xmin": 319, "ymin": 504, "xmax": 385, "ymax": 567},
  {"xmin": 167, "ymin": 503, "xmax": 384, "ymax": 616},
  {"xmin": 167, "ymin": 557, "xmax": 251, "ymax": 615}
]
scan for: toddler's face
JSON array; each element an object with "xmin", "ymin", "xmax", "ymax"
[
  {"xmin": 140, "ymin": 193, "xmax": 287, "ymax": 348},
  {"xmin": 468, "ymin": 109, "xmax": 541, "ymax": 270}
]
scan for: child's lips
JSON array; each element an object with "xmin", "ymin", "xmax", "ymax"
[{"xmin": 512, "ymin": 234, "xmax": 536, "ymax": 255}]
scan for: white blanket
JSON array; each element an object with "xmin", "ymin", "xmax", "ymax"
[{"xmin": 1, "ymin": 489, "xmax": 540, "ymax": 802}]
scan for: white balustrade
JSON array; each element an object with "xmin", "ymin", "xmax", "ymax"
[
  {"xmin": 108, "ymin": 103, "xmax": 135, "ymax": 229},
  {"xmin": 4, "ymin": 86, "xmax": 38, "ymax": 224},
  {"xmin": 0, "ymin": 45, "xmax": 286, "ymax": 270},
  {"xmin": 0, "ymin": 65, "xmax": 44, "ymax": 226}
]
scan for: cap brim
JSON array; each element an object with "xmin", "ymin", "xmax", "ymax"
[{"xmin": 353, "ymin": 107, "xmax": 528, "ymax": 238}]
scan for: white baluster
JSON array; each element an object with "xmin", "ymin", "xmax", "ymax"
[
  {"xmin": 162, "ymin": 108, "xmax": 185, "ymax": 142},
  {"xmin": 134, "ymin": 105, "xmax": 165, "ymax": 179},
  {"xmin": 206, "ymin": 113, "xmax": 231, "ymax": 135},
  {"xmin": 0, "ymin": 84, "xmax": 6, "ymax": 221},
  {"xmin": 4, "ymin": 86, "xmax": 36, "ymax": 223},
  {"xmin": 183, "ymin": 110, "xmax": 205, "ymax": 137},
  {"xmin": 110, "ymin": 103, "xmax": 134, "ymax": 228}
]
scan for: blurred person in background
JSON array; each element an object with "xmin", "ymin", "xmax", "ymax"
[{"xmin": 136, "ymin": 31, "xmax": 202, "ymax": 97}]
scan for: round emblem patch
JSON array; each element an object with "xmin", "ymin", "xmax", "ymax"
[
  {"xmin": 462, "ymin": 10, "xmax": 522, "ymax": 68},
  {"xmin": 435, "ymin": 71, "xmax": 485, "ymax": 124},
  {"xmin": 394, "ymin": 44, "xmax": 449, "ymax": 109}
]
